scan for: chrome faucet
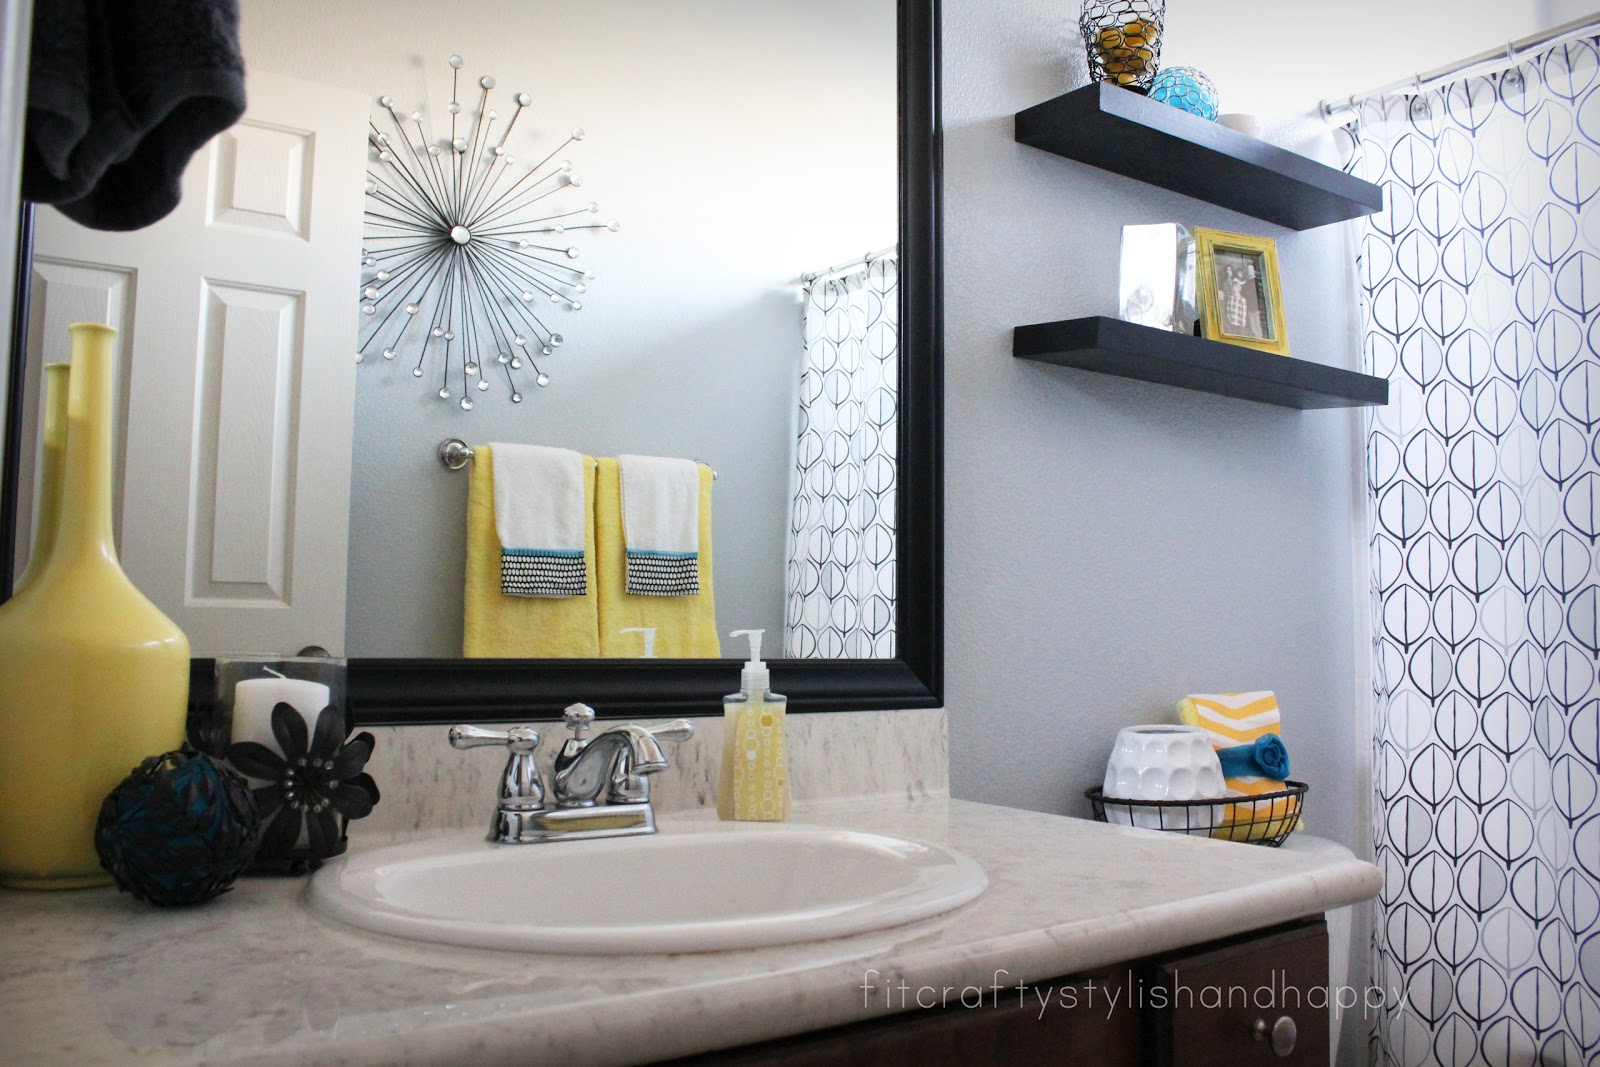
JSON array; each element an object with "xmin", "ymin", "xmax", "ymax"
[{"xmin": 449, "ymin": 704, "xmax": 693, "ymax": 844}]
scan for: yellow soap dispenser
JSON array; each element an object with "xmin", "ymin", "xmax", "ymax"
[{"xmin": 716, "ymin": 629, "xmax": 789, "ymax": 821}]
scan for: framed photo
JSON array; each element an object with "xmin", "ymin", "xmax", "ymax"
[{"xmin": 1194, "ymin": 228, "xmax": 1288, "ymax": 356}]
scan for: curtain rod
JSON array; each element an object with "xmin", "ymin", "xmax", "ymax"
[
  {"xmin": 1320, "ymin": 12, "xmax": 1600, "ymax": 123},
  {"xmin": 798, "ymin": 245, "xmax": 897, "ymax": 285}
]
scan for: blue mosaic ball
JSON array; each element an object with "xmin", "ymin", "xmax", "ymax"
[
  {"xmin": 1148, "ymin": 66, "xmax": 1220, "ymax": 121},
  {"xmin": 95, "ymin": 751, "xmax": 260, "ymax": 907}
]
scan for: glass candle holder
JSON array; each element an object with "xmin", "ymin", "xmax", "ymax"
[
  {"xmin": 206, "ymin": 656, "xmax": 372, "ymax": 871},
  {"xmin": 1080, "ymin": 0, "xmax": 1166, "ymax": 92},
  {"xmin": 200, "ymin": 656, "xmax": 349, "ymax": 758}
]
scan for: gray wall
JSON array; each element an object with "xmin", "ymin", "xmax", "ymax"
[
  {"xmin": 940, "ymin": 0, "xmax": 1544, "ymax": 836},
  {"xmin": 1541, "ymin": 0, "xmax": 1596, "ymax": 27}
]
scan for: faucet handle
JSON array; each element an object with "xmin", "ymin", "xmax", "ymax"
[
  {"xmin": 607, "ymin": 720, "xmax": 695, "ymax": 805},
  {"xmin": 449, "ymin": 724, "xmax": 541, "ymax": 753},
  {"xmin": 562, "ymin": 703, "xmax": 595, "ymax": 740},
  {"xmin": 647, "ymin": 719, "xmax": 695, "ymax": 744},
  {"xmin": 451, "ymin": 725, "xmax": 546, "ymax": 831}
]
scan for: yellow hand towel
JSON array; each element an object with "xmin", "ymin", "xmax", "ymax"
[
  {"xmin": 596, "ymin": 458, "xmax": 720, "ymax": 657},
  {"xmin": 1177, "ymin": 691, "xmax": 1299, "ymax": 843},
  {"xmin": 463, "ymin": 446, "xmax": 600, "ymax": 658}
]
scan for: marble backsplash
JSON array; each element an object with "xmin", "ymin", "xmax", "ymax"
[{"xmin": 357, "ymin": 707, "xmax": 949, "ymax": 835}]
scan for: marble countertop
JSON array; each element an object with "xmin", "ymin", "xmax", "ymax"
[{"xmin": 0, "ymin": 798, "xmax": 1380, "ymax": 1066}]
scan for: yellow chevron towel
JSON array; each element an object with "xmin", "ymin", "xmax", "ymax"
[
  {"xmin": 463, "ymin": 446, "xmax": 601, "ymax": 657},
  {"xmin": 595, "ymin": 458, "xmax": 720, "ymax": 657},
  {"xmin": 1177, "ymin": 691, "xmax": 1299, "ymax": 842}
]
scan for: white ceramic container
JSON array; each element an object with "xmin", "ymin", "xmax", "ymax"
[{"xmin": 1101, "ymin": 724, "xmax": 1227, "ymax": 832}]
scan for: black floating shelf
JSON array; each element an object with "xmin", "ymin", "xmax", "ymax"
[
  {"xmin": 1014, "ymin": 317, "xmax": 1389, "ymax": 410},
  {"xmin": 1015, "ymin": 83, "xmax": 1383, "ymax": 231}
]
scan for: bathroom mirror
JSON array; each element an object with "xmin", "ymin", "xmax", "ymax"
[{"xmin": 0, "ymin": 0, "xmax": 942, "ymax": 721}]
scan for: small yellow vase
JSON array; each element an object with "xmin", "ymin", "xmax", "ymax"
[
  {"xmin": 12, "ymin": 363, "xmax": 69, "ymax": 596},
  {"xmin": 0, "ymin": 323, "xmax": 190, "ymax": 889}
]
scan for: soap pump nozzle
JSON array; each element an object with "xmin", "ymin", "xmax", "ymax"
[
  {"xmin": 729, "ymin": 629, "xmax": 768, "ymax": 694},
  {"xmin": 619, "ymin": 627, "xmax": 657, "ymax": 658}
]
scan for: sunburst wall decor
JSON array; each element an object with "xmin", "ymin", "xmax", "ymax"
[{"xmin": 357, "ymin": 54, "xmax": 617, "ymax": 411}]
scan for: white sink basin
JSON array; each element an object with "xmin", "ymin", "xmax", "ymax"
[{"xmin": 308, "ymin": 825, "xmax": 987, "ymax": 954}]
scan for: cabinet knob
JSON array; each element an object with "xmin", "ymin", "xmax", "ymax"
[{"xmin": 1253, "ymin": 1015, "xmax": 1297, "ymax": 1057}]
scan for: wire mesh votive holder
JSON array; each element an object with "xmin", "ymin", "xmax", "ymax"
[
  {"xmin": 1085, "ymin": 781, "xmax": 1308, "ymax": 847},
  {"xmin": 1080, "ymin": 0, "xmax": 1166, "ymax": 91}
]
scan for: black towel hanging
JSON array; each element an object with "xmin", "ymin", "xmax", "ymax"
[{"xmin": 22, "ymin": 0, "xmax": 247, "ymax": 232}]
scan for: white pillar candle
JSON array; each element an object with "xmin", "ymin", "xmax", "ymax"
[
  {"xmin": 232, "ymin": 676, "xmax": 331, "ymax": 752},
  {"xmin": 232, "ymin": 671, "xmax": 331, "ymax": 849}
]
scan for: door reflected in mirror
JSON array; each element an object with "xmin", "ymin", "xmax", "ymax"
[{"xmin": 8, "ymin": 0, "xmax": 900, "ymax": 663}]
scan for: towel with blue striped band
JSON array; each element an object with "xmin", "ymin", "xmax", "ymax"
[
  {"xmin": 618, "ymin": 454, "xmax": 701, "ymax": 596},
  {"xmin": 489, "ymin": 443, "xmax": 588, "ymax": 597}
]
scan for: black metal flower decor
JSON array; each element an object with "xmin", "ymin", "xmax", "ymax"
[
  {"xmin": 95, "ymin": 751, "xmax": 260, "ymax": 906},
  {"xmin": 225, "ymin": 702, "xmax": 379, "ymax": 873}
]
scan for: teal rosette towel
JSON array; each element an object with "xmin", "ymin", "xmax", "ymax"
[{"xmin": 1216, "ymin": 734, "xmax": 1291, "ymax": 781}]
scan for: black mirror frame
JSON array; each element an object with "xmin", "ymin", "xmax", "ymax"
[{"xmin": 1, "ymin": 0, "xmax": 942, "ymax": 725}]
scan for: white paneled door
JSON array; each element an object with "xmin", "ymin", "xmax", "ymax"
[{"xmin": 18, "ymin": 71, "xmax": 367, "ymax": 656}]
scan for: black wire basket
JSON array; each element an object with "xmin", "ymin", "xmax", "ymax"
[
  {"xmin": 1080, "ymin": 0, "xmax": 1166, "ymax": 91},
  {"xmin": 1085, "ymin": 781, "xmax": 1308, "ymax": 847}
]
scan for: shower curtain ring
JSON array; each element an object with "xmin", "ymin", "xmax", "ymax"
[
  {"xmin": 1504, "ymin": 40, "xmax": 1524, "ymax": 86},
  {"xmin": 1508, "ymin": 41, "xmax": 1524, "ymax": 77},
  {"xmin": 1409, "ymin": 73, "xmax": 1430, "ymax": 118}
]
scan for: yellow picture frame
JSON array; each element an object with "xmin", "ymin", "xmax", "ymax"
[{"xmin": 1194, "ymin": 228, "xmax": 1289, "ymax": 356}]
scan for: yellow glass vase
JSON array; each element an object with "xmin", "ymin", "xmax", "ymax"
[
  {"xmin": 0, "ymin": 323, "xmax": 191, "ymax": 889},
  {"xmin": 12, "ymin": 362, "xmax": 69, "ymax": 596}
]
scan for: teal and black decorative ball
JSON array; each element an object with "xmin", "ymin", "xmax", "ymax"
[
  {"xmin": 95, "ymin": 751, "xmax": 260, "ymax": 906},
  {"xmin": 1148, "ymin": 66, "xmax": 1220, "ymax": 121}
]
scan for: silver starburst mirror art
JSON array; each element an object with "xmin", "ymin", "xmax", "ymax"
[{"xmin": 358, "ymin": 54, "xmax": 617, "ymax": 410}]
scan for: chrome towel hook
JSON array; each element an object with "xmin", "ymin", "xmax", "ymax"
[{"xmin": 438, "ymin": 438, "xmax": 475, "ymax": 470}]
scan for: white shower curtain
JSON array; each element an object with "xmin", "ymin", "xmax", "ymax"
[
  {"xmin": 1348, "ymin": 37, "xmax": 1600, "ymax": 1067},
  {"xmin": 785, "ymin": 255, "xmax": 898, "ymax": 659}
]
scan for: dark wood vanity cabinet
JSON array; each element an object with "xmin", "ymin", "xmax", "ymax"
[
  {"xmin": 663, "ymin": 919, "xmax": 1330, "ymax": 1067},
  {"xmin": 1149, "ymin": 920, "xmax": 1329, "ymax": 1066}
]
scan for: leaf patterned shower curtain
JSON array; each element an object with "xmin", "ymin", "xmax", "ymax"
[
  {"xmin": 785, "ymin": 256, "xmax": 898, "ymax": 659},
  {"xmin": 1348, "ymin": 37, "xmax": 1600, "ymax": 1067}
]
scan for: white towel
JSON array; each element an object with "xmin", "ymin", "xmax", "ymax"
[
  {"xmin": 618, "ymin": 454, "xmax": 701, "ymax": 596},
  {"xmin": 490, "ymin": 443, "xmax": 587, "ymax": 597}
]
